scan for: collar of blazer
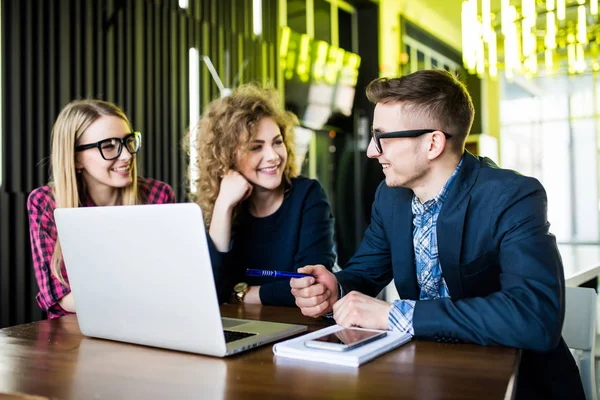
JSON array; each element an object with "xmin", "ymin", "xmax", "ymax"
[
  {"xmin": 437, "ymin": 150, "xmax": 484, "ymax": 298},
  {"xmin": 391, "ymin": 151, "xmax": 484, "ymax": 300}
]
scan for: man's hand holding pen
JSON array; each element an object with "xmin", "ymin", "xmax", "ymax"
[{"xmin": 290, "ymin": 265, "xmax": 339, "ymax": 318}]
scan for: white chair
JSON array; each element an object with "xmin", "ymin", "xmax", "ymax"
[{"xmin": 563, "ymin": 286, "xmax": 597, "ymax": 400}]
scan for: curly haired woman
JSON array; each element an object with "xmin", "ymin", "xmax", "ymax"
[{"xmin": 186, "ymin": 85, "xmax": 335, "ymax": 306}]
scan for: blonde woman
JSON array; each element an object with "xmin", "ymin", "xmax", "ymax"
[
  {"xmin": 28, "ymin": 100, "xmax": 175, "ymax": 319},
  {"xmin": 188, "ymin": 85, "xmax": 335, "ymax": 306}
]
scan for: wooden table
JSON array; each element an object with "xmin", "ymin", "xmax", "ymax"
[{"xmin": 0, "ymin": 304, "xmax": 519, "ymax": 400}]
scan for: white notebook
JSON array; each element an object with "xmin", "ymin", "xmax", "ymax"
[{"xmin": 272, "ymin": 325, "xmax": 412, "ymax": 367}]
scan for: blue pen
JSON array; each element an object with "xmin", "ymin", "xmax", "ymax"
[{"xmin": 246, "ymin": 269, "xmax": 313, "ymax": 279}]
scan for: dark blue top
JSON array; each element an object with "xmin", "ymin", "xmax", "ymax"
[{"xmin": 208, "ymin": 176, "xmax": 336, "ymax": 306}]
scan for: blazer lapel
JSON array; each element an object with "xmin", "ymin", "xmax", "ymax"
[
  {"xmin": 437, "ymin": 152, "xmax": 480, "ymax": 299},
  {"xmin": 392, "ymin": 188, "xmax": 420, "ymax": 300}
]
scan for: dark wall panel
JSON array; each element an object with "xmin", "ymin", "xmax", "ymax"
[{"xmin": 0, "ymin": 0, "xmax": 278, "ymax": 327}]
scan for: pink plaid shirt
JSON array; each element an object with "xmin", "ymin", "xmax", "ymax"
[{"xmin": 27, "ymin": 177, "xmax": 175, "ymax": 319}]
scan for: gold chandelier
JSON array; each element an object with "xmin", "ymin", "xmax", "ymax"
[{"xmin": 462, "ymin": 0, "xmax": 600, "ymax": 78}]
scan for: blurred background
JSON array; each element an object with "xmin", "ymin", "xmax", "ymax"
[{"xmin": 1, "ymin": 0, "xmax": 599, "ymax": 328}]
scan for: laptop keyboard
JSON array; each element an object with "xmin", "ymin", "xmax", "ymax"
[{"xmin": 224, "ymin": 330, "xmax": 257, "ymax": 343}]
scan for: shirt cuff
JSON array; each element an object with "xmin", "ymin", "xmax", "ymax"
[
  {"xmin": 322, "ymin": 283, "xmax": 345, "ymax": 319},
  {"xmin": 338, "ymin": 283, "xmax": 345, "ymax": 298},
  {"xmin": 388, "ymin": 299, "xmax": 416, "ymax": 336}
]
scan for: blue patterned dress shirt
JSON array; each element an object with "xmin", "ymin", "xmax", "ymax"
[{"xmin": 388, "ymin": 158, "xmax": 464, "ymax": 335}]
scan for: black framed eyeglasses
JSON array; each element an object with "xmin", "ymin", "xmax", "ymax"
[
  {"xmin": 371, "ymin": 128, "xmax": 452, "ymax": 154},
  {"xmin": 75, "ymin": 132, "xmax": 142, "ymax": 160}
]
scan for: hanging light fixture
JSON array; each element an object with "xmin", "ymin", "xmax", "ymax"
[{"xmin": 461, "ymin": 0, "xmax": 600, "ymax": 78}]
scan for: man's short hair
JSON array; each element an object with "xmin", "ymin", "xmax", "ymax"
[{"xmin": 366, "ymin": 69, "xmax": 475, "ymax": 151}]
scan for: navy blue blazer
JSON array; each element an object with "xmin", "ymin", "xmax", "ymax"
[{"xmin": 336, "ymin": 151, "xmax": 584, "ymax": 399}]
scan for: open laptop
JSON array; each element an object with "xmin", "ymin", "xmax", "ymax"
[{"xmin": 54, "ymin": 203, "xmax": 307, "ymax": 357}]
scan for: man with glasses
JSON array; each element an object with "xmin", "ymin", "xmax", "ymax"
[{"xmin": 290, "ymin": 69, "xmax": 583, "ymax": 399}]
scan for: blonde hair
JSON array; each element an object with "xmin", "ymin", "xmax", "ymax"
[
  {"xmin": 49, "ymin": 99, "xmax": 140, "ymax": 285},
  {"xmin": 184, "ymin": 85, "xmax": 299, "ymax": 227}
]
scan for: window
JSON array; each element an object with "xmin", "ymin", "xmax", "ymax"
[
  {"xmin": 402, "ymin": 36, "xmax": 462, "ymax": 76},
  {"xmin": 500, "ymin": 75, "xmax": 600, "ymax": 244},
  {"xmin": 287, "ymin": 0, "xmax": 307, "ymax": 35},
  {"xmin": 313, "ymin": 0, "xmax": 331, "ymax": 43}
]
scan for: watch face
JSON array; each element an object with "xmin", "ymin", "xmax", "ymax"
[{"xmin": 234, "ymin": 282, "xmax": 248, "ymax": 293}]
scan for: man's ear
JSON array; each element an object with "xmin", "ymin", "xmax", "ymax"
[{"xmin": 427, "ymin": 130, "xmax": 447, "ymax": 161}]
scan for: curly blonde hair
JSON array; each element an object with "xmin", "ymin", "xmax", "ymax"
[{"xmin": 184, "ymin": 85, "xmax": 299, "ymax": 227}]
